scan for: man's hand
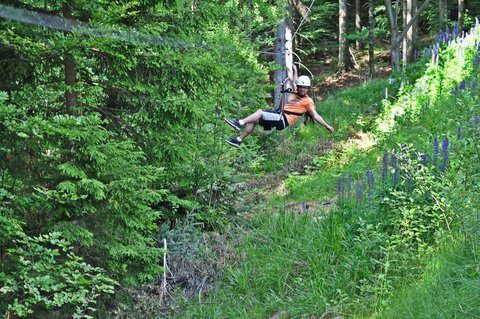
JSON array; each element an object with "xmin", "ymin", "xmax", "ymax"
[{"xmin": 326, "ymin": 125, "xmax": 335, "ymax": 133}]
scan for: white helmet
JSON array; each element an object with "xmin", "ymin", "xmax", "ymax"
[{"xmin": 296, "ymin": 75, "xmax": 311, "ymax": 87}]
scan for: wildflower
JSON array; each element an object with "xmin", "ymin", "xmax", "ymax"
[
  {"xmin": 475, "ymin": 113, "xmax": 480, "ymax": 124},
  {"xmin": 432, "ymin": 138, "xmax": 439, "ymax": 166},
  {"xmin": 406, "ymin": 175, "xmax": 412, "ymax": 193},
  {"xmin": 441, "ymin": 137, "xmax": 450, "ymax": 173},
  {"xmin": 457, "ymin": 128, "xmax": 462, "ymax": 140},
  {"xmin": 356, "ymin": 179, "xmax": 363, "ymax": 205},
  {"xmin": 393, "ymin": 166, "xmax": 399, "ymax": 184},
  {"xmin": 420, "ymin": 154, "xmax": 427, "ymax": 166},
  {"xmin": 337, "ymin": 175, "xmax": 345, "ymax": 202},
  {"xmin": 382, "ymin": 151, "xmax": 389, "ymax": 181},
  {"xmin": 367, "ymin": 189, "xmax": 373, "ymax": 208},
  {"xmin": 459, "ymin": 80, "xmax": 466, "ymax": 90},
  {"xmin": 366, "ymin": 169, "xmax": 375, "ymax": 189},
  {"xmin": 347, "ymin": 174, "xmax": 352, "ymax": 199},
  {"xmin": 391, "ymin": 153, "xmax": 397, "ymax": 170}
]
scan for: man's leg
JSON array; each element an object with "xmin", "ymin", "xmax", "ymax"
[
  {"xmin": 240, "ymin": 109, "xmax": 263, "ymax": 125},
  {"xmin": 226, "ymin": 109, "xmax": 263, "ymax": 147}
]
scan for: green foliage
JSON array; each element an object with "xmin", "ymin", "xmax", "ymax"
[
  {"xmin": 0, "ymin": 231, "xmax": 116, "ymax": 318},
  {"xmin": 0, "ymin": 0, "xmax": 283, "ymax": 316},
  {"xmin": 176, "ymin": 18, "xmax": 480, "ymax": 319}
]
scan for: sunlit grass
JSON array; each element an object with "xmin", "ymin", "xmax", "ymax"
[{"xmin": 176, "ymin": 22, "xmax": 480, "ymax": 319}]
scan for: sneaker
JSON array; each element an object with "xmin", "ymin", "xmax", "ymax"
[
  {"xmin": 226, "ymin": 137, "xmax": 241, "ymax": 148},
  {"xmin": 224, "ymin": 118, "xmax": 241, "ymax": 131}
]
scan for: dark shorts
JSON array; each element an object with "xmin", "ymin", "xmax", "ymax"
[{"xmin": 258, "ymin": 109, "xmax": 289, "ymax": 131}]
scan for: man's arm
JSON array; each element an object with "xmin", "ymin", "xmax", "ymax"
[{"xmin": 308, "ymin": 108, "xmax": 335, "ymax": 133}]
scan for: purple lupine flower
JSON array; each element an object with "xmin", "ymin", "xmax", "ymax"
[
  {"xmin": 441, "ymin": 137, "xmax": 450, "ymax": 173},
  {"xmin": 301, "ymin": 201, "xmax": 307, "ymax": 212},
  {"xmin": 473, "ymin": 81, "xmax": 477, "ymax": 92},
  {"xmin": 356, "ymin": 179, "xmax": 363, "ymax": 205},
  {"xmin": 460, "ymin": 80, "xmax": 466, "ymax": 90},
  {"xmin": 424, "ymin": 48, "xmax": 431, "ymax": 58},
  {"xmin": 382, "ymin": 151, "xmax": 389, "ymax": 181},
  {"xmin": 406, "ymin": 175, "xmax": 412, "ymax": 193},
  {"xmin": 366, "ymin": 169, "xmax": 375, "ymax": 189},
  {"xmin": 367, "ymin": 189, "xmax": 373, "ymax": 208},
  {"xmin": 337, "ymin": 175, "xmax": 345, "ymax": 201},
  {"xmin": 347, "ymin": 174, "xmax": 352, "ymax": 199},
  {"xmin": 457, "ymin": 128, "xmax": 462, "ymax": 140},
  {"xmin": 475, "ymin": 113, "xmax": 480, "ymax": 124},
  {"xmin": 391, "ymin": 153, "xmax": 397, "ymax": 170},
  {"xmin": 432, "ymin": 138, "xmax": 439, "ymax": 166},
  {"xmin": 420, "ymin": 154, "xmax": 427, "ymax": 166},
  {"xmin": 393, "ymin": 166, "xmax": 399, "ymax": 184}
]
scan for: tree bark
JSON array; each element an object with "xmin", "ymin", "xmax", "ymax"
[
  {"xmin": 385, "ymin": 0, "xmax": 432, "ymax": 70},
  {"xmin": 356, "ymin": 0, "xmax": 364, "ymax": 50},
  {"xmin": 274, "ymin": 17, "xmax": 294, "ymax": 108},
  {"xmin": 369, "ymin": 0, "xmax": 375, "ymax": 79},
  {"xmin": 338, "ymin": 0, "xmax": 353, "ymax": 72},
  {"xmin": 403, "ymin": 0, "xmax": 417, "ymax": 64},
  {"xmin": 63, "ymin": 0, "xmax": 77, "ymax": 113},
  {"xmin": 458, "ymin": 0, "xmax": 465, "ymax": 33},
  {"xmin": 439, "ymin": 0, "xmax": 448, "ymax": 31},
  {"xmin": 412, "ymin": 0, "xmax": 418, "ymax": 58}
]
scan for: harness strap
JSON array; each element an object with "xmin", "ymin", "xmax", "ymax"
[{"xmin": 284, "ymin": 110, "xmax": 305, "ymax": 116}]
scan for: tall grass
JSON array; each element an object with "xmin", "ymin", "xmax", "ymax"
[{"xmin": 175, "ymin": 21, "xmax": 480, "ymax": 319}]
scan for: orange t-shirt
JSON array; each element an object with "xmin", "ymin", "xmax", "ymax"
[{"xmin": 284, "ymin": 94, "xmax": 315, "ymax": 125}]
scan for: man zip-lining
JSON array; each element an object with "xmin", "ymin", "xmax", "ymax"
[
  {"xmin": 224, "ymin": 0, "xmax": 333, "ymax": 148},
  {"xmin": 224, "ymin": 74, "xmax": 334, "ymax": 148}
]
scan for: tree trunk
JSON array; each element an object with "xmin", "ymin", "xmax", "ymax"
[
  {"xmin": 403, "ymin": 0, "xmax": 407, "ymax": 66},
  {"xmin": 412, "ymin": 0, "xmax": 418, "ymax": 59},
  {"xmin": 356, "ymin": 0, "xmax": 364, "ymax": 50},
  {"xmin": 338, "ymin": 0, "xmax": 353, "ymax": 72},
  {"xmin": 385, "ymin": 0, "xmax": 401, "ymax": 70},
  {"xmin": 63, "ymin": 0, "xmax": 77, "ymax": 113},
  {"xmin": 385, "ymin": 0, "xmax": 432, "ymax": 70},
  {"xmin": 458, "ymin": 0, "xmax": 465, "ymax": 33},
  {"xmin": 439, "ymin": 0, "xmax": 448, "ymax": 31},
  {"xmin": 403, "ymin": 0, "xmax": 417, "ymax": 65},
  {"xmin": 368, "ymin": 0, "xmax": 375, "ymax": 79},
  {"xmin": 274, "ymin": 17, "xmax": 294, "ymax": 108}
]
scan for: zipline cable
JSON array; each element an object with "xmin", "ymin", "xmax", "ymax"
[{"xmin": 0, "ymin": 4, "xmax": 277, "ymax": 56}]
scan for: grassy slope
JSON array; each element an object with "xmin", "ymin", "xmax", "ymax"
[{"xmin": 174, "ymin": 31, "xmax": 480, "ymax": 319}]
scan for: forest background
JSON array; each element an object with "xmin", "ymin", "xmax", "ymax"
[{"xmin": 1, "ymin": 0, "xmax": 479, "ymax": 318}]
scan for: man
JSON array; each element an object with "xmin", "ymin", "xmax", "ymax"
[{"xmin": 224, "ymin": 75, "xmax": 335, "ymax": 148}]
